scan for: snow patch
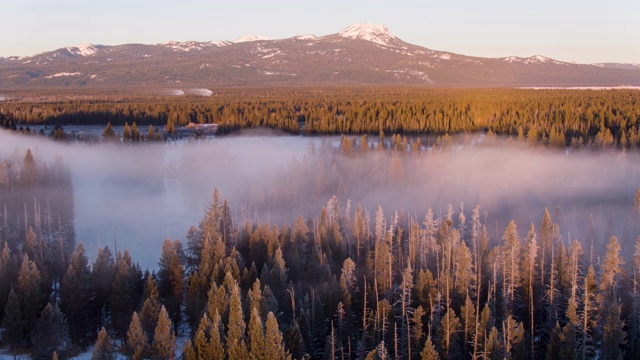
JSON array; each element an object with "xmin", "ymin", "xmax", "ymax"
[
  {"xmin": 503, "ymin": 55, "xmax": 564, "ymax": 65},
  {"xmin": 262, "ymin": 51, "xmax": 282, "ymax": 59},
  {"xmin": 294, "ymin": 34, "xmax": 317, "ymax": 40},
  {"xmin": 66, "ymin": 43, "xmax": 99, "ymax": 56},
  {"xmin": 185, "ymin": 88, "xmax": 213, "ymax": 96},
  {"xmin": 168, "ymin": 89, "xmax": 185, "ymax": 96},
  {"xmin": 338, "ymin": 23, "xmax": 400, "ymax": 47},
  {"xmin": 90, "ymin": 74, "xmax": 97, "ymax": 79},
  {"xmin": 161, "ymin": 40, "xmax": 230, "ymax": 51},
  {"xmin": 234, "ymin": 34, "xmax": 270, "ymax": 43},
  {"xmin": 0, "ymin": 96, "xmax": 7, "ymax": 102},
  {"xmin": 437, "ymin": 53, "xmax": 451, "ymax": 60},
  {"xmin": 45, "ymin": 72, "xmax": 82, "ymax": 79}
]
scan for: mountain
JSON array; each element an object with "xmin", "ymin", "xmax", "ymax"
[{"xmin": 1, "ymin": 23, "xmax": 639, "ymax": 88}]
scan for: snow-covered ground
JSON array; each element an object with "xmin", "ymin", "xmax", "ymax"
[{"xmin": 45, "ymin": 72, "xmax": 82, "ymax": 79}]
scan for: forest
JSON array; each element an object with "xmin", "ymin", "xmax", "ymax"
[
  {"xmin": 1, "ymin": 88, "xmax": 640, "ymax": 148},
  {"xmin": 1, "ymin": 127, "xmax": 640, "ymax": 359}
]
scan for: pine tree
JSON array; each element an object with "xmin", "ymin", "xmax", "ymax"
[
  {"xmin": 157, "ymin": 238, "xmax": 185, "ymax": 333},
  {"xmin": 601, "ymin": 301, "xmax": 626, "ymax": 360},
  {"xmin": 123, "ymin": 122, "xmax": 131, "ymax": 142},
  {"xmin": 61, "ymin": 242, "xmax": 94, "ymax": 345},
  {"xmin": 20, "ymin": 148, "xmax": 37, "ymax": 186},
  {"xmin": 248, "ymin": 307, "xmax": 266, "ymax": 360},
  {"xmin": 92, "ymin": 246, "xmax": 115, "ymax": 330},
  {"xmin": 102, "ymin": 122, "xmax": 116, "ymax": 141},
  {"xmin": 131, "ymin": 122, "xmax": 140, "ymax": 141},
  {"xmin": 151, "ymin": 306, "xmax": 176, "ymax": 360},
  {"xmin": 110, "ymin": 250, "xmax": 144, "ymax": 339},
  {"xmin": 501, "ymin": 220, "xmax": 520, "ymax": 312},
  {"xmin": 182, "ymin": 339, "xmax": 197, "ymax": 360},
  {"xmin": 264, "ymin": 312, "xmax": 287, "ymax": 360},
  {"xmin": 438, "ymin": 306, "xmax": 461, "ymax": 360},
  {"xmin": 16, "ymin": 254, "xmax": 43, "ymax": 336},
  {"xmin": 227, "ymin": 282, "xmax": 249, "ymax": 359},
  {"xmin": 194, "ymin": 313, "xmax": 217, "ymax": 360},
  {"xmin": 209, "ymin": 310, "xmax": 226, "ymax": 359},
  {"xmin": 92, "ymin": 327, "xmax": 116, "ymax": 360},
  {"xmin": 2, "ymin": 288, "xmax": 24, "ymax": 350},
  {"xmin": 140, "ymin": 274, "xmax": 161, "ymax": 342},
  {"xmin": 420, "ymin": 336, "xmax": 440, "ymax": 360},
  {"xmin": 31, "ymin": 303, "xmax": 70, "ymax": 360},
  {"xmin": 126, "ymin": 312, "xmax": 147, "ymax": 360}
]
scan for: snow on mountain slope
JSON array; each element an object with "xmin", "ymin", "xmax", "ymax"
[
  {"xmin": 234, "ymin": 34, "xmax": 271, "ymax": 43},
  {"xmin": 66, "ymin": 43, "xmax": 100, "ymax": 56},
  {"xmin": 160, "ymin": 40, "xmax": 231, "ymax": 51},
  {"xmin": 338, "ymin": 23, "xmax": 400, "ymax": 47}
]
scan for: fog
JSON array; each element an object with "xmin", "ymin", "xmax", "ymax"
[{"xmin": 1, "ymin": 128, "xmax": 639, "ymax": 270}]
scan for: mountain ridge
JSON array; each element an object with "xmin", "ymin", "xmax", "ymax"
[{"xmin": 1, "ymin": 23, "xmax": 639, "ymax": 88}]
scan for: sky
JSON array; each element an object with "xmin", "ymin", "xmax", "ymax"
[{"xmin": 2, "ymin": 0, "xmax": 639, "ymax": 64}]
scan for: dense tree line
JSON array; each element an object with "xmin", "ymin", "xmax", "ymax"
[
  {"xmin": 1, "ymin": 177, "xmax": 639, "ymax": 358},
  {"xmin": 2, "ymin": 88, "xmax": 640, "ymax": 147}
]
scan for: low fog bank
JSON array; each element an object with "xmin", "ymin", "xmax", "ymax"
[{"xmin": 1, "ymin": 129, "xmax": 638, "ymax": 269}]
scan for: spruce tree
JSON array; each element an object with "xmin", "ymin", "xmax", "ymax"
[
  {"xmin": 265, "ymin": 312, "xmax": 287, "ymax": 360},
  {"xmin": 31, "ymin": 303, "xmax": 71, "ymax": 360},
  {"xmin": 194, "ymin": 313, "xmax": 214, "ymax": 359},
  {"xmin": 140, "ymin": 274, "xmax": 161, "ymax": 342},
  {"xmin": 151, "ymin": 306, "xmax": 176, "ymax": 360},
  {"xmin": 227, "ymin": 282, "xmax": 249, "ymax": 359},
  {"xmin": 420, "ymin": 336, "xmax": 440, "ymax": 360},
  {"xmin": 209, "ymin": 310, "xmax": 226, "ymax": 359},
  {"xmin": 2, "ymin": 288, "xmax": 24, "ymax": 350},
  {"xmin": 601, "ymin": 301, "xmax": 626, "ymax": 360},
  {"xmin": 92, "ymin": 327, "xmax": 116, "ymax": 360},
  {"xmin": 248, "ymin": 307, "xmax": 266, "ymax": 360},
  {"xmin": 157, "ymin": 238, "xmax": 184, "ymax": 333},
  {"xmin": 126, "ymin": 312, "xmax": 147, "ymax": 360},
  {"xmin": 92, "ymin": 246, "xmax": 115, "ymax": 330},
  {"xmin": 16, "ymin": 254, "xmax": 43, "ymax": 336},
  {"xmin": 182, "ymin": 339, "xmax": 197, "ymax": 360},
  {"xmin": 61, "ymin": 242, "xmax": 93, "ymax": 345}
]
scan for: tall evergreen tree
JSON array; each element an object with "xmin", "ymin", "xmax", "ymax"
[
  {"xmin": 16, "ymin": 254, "xmax": 43, "ymax": 337},
  {"xmin": 92, "ymin": 327, "xmax": 116, "ymax": 360},
  {"xmin": 31, "ymin": 303, "xmax": 71, "ymax": 360},
  {"xmin": 126, "ymin": 312, "xmax": 147, "ymax": 360},
  {"xmin": 92, "ymin": 246, "xmax": 116, "ymax": 330},
  {"xmin": 2, "ymin": 288, "xmax": 24, "ymax": 350},
  {"xmin": 140, "ymin": 274, "xmax": 161, "ymax": 342},
  {"xmin": 151, "ymin": 306, "xmax": 176, "ymax": 360},
  {"xmin": 264, "ymin": 312, "xmax": 287, "ymax": 360},
  {"xmin": 157, "ymin": 238, "xmax": 185, "ymax": 333},
  {"xmin": 248, "ymin": 307, "xmax": 266, "ymax": 360},
  {"xmin": 60, "ymin": 242, "xmax": 94, "ymax": 345},
  {"xmin": 227, "ymin": 281, "xmax": 249, "ymax": 359}
]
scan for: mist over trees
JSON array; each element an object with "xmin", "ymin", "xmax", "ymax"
[{"xmin": 1, "ymin": 136, "xmax": 640, "ymax": 358}]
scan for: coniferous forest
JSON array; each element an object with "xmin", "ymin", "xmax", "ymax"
[
  {"xmin": 1, "ymin": 89, "xmax": 640, "ymax": 359},
  {"xmin": 2, "ymin": 88, "xmax": 640, "ymax": 148}
]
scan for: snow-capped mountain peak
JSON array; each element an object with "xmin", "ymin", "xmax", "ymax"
[
  {"xmin": 338, "ymin": 23, "xmax": 400, "ymax": 47},
  {"xmin": 66, "ymin": 43, "xmax": 100, "ymax": 57},
  {"xmin": 233, "ymin": 34, "xmax": 270, "ymax": 43}
]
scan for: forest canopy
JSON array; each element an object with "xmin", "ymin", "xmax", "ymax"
[{"xmin": 1, "ymin": 88, "xmax": 640, "ymax": 148}]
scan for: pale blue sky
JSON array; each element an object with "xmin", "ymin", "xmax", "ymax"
[{"xmin": 2, "ymin": 0, "xmax": 639, "ymax": 63}]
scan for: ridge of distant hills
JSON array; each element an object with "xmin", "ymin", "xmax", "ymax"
[{"xmin": 1, "ymin": 23, "xmax": 639, "ymax": 88}]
